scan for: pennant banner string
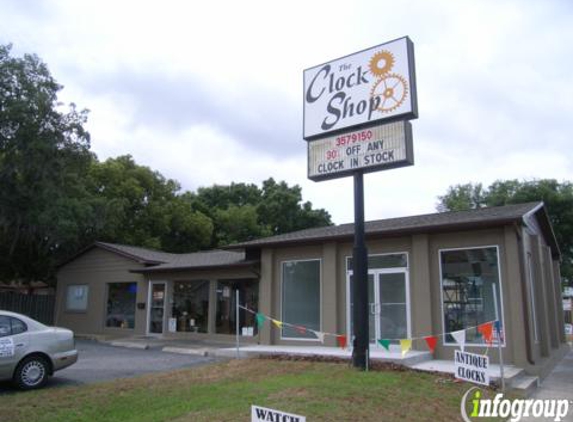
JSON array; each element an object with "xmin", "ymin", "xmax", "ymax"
[{"xmin": 238, "ymin": 305, "xmax": 499, "ymax": 343}]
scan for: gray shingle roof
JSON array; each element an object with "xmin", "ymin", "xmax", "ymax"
[
  {"xmin": 60, "ymin": 242, "xmax": 249, "ymax": 272},
  {"xmin": 94, "ymin": 242, "xmax": 248, "ymax": 272},
  {"xmin": 227, "ymin": 202, "xmax": 546, "ymax": 249},
  {"xmin": 95, "ymin": 242, "xmax": 178, "ymax": 264},
  {"xmin": 133, "ymin": 250, "xmax": 249, "ymax": 273}
]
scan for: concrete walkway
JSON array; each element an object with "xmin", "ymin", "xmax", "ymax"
[{"xmin": 520, "ymin": 348, "xmax": 573, "ymax": 421}]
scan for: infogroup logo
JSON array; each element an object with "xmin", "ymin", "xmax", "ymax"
[{"xmin": 461, "ymin": 387, "xmax": 571, "ymax": 422}]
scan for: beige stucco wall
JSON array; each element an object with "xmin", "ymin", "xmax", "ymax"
[
  {"xmin": 260, "ymin": 226, "xmax": 547, "ymax": 368},
  {"xmin": 55, "ymin": 247, "xmax": 148, "ymax": 336}
]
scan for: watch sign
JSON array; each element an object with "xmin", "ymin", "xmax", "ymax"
[
  {"xmin": 303, "ymin": 36, "xmax": 417, "ymax": 140},
  {"xmin": 308, "ymin": 120, "xmax": 413, "ymax": 181}
]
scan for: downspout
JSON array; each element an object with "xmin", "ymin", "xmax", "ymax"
[{"xmin": 516, "ymin": 223, "xmax": 534, "ymax": 365}]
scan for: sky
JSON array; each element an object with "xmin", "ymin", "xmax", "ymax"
[{"xmin": 2, "ymin": 0, "xmax": 573, "ymax": 224}]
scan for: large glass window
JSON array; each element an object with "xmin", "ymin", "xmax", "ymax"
[
  {"xmin": 216, "ymin": 279, "xmax": 259, "ymax": 335},
  {"xmin": 440, "ymin": 247, "xmax": 504, "ymax": 345},
  {"xmin": 66, "ymin": 284, "xmax": 89, "ymax": 311},
  {"xmin": 282, "ymin": 260, "xmax": 320, "ymax": 339},
  {"xmin": 171, "ymin": 280, "xmax": 210, "ymax": 333},
  {"xmin": 106, "ymin": 283, "xmax": 137, "ymax": 329}
]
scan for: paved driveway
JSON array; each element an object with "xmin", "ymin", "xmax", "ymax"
[{"xmin": 0, "ymin": 339, "xmax": 219, "ymax": 393}]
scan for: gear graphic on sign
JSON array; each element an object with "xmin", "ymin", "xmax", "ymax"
[
  {"xmin": 370, "ymin": 73, "xmax": 408, "ymax": 113},
  {"xmin": 369, "ymin": 50, "xmax": 395, "ymax": 77}
]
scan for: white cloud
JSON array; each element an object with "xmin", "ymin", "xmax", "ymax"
[{"xmin": 1, "ymin": 0, "xmax": 572, "ymax": 225}]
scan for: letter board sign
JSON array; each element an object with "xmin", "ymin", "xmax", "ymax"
[
  {"xmin": 307, "ymin": 120, "xmax": 413, "ymax": 181},
  {"xmin": 303, "ymin": 36, "xmax": 417, "ymax": 140}
]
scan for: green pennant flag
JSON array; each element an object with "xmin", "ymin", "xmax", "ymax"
[
  {"xmin": 378, "ymin": 339, "xmax": 391, "ymax": 351},
  {"xmin": 255, "ymin": 313, "xmax": 265, "ymax": 329}
]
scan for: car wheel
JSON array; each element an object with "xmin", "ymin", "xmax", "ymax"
[{"xmin": 14, "ymin": 356, "xmax": 50, "ymax": 390}]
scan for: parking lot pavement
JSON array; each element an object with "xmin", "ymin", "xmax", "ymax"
[{"xmin": 0, "ymin": 339, "xmax": 220, "ymax": 393}]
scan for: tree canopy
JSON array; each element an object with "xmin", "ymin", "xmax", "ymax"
[
  {"xmin": 0, "ymin": 44, "xmax": 332, "ymax": 285},
  {"xmin": 437, "ymin": 179, "xmax": 573, "ymax": 283},
  {"xmin": 0, "ymin": 44, "xmax": 93, "ymax": 283}
]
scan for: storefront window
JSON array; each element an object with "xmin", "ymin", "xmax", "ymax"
[
  {"xmin": 171, "ymin": 281, "xmax": 210, "ymax": 333},
  {"xmin": 66, "ymin": 284, "xmax": 89, "ymax": 311},
  {"xmin": 440, "ymin": 247, "xmax": 504, "ymax": 345},
  {"xmin": 216, "ymin": 279, "xmax": 259, "ymax": 336},
  {"xmin": 106, "ymin": 283, "xmax": 137, "ymax": 328},
  {"xmin": 282, "ymin": 260, "xmax": 320, "ymax": 339}
]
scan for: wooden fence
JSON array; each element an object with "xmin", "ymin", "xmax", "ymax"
[{"xmin": 0, "ymin": 292, "xmax": 55, "ymax": 325}]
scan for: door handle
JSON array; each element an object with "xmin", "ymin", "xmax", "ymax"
[{"xmin": 16, "ymin": 343, "xmax": 25, "ymax": 348}]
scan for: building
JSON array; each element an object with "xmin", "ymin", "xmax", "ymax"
[{"xmin": 55, "ymin": 202, "xmax": 568, "ymax": 377}]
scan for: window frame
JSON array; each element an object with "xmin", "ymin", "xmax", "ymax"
[
  {"xmin": 0, "ymin": 316, "xmax": 28, "ymax": 338},
  {"xmin": 280, "ymin": 258, "xmax": 322, "ymax": 341},
  {"xmin": 345, "ymin": 252, "xmax": 410, "ymax": 342},
  {"xmin": 105, "ymin": 281, "xmax": 138, "ymax": 330},
  {"xmin": 65, "ymin": 284, "xmax": 89, "ymax": 312},
  {"xmin": 438, "ymin": 245, "xmax": 506, "ymax": 348}
]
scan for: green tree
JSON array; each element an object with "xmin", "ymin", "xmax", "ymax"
[
  {"xmin": 0, "ymin": 44, "xmax": 93, "ymax": 283},
  {"xmin": 437, "ymin": 179, "xmax": 573, "ymax": 283},
  {"xmin": 258, "ymin": 178, "xmax": 331, "ymax": 235},
  {"xmin": 87, "ymin": 155, "xmax": 213, "ymax": 252},
  {"xmin": 187, "ymin": 178, "xmax": 332, "ymax": 246}
]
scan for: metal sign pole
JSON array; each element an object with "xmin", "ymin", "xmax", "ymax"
[
  {"xmin": 492, "ymin": 283, "xmax": 505, "ymax": 392},
  {"xmin": 352, "ymin": 171, "xmax": 369, "ymax": 370},
  {"xmin": 236, "ymin": 289, "xmax": 240, "ymax": 359}
]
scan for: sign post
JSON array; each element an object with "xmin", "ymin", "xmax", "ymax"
[
  {"xmin": 303, "ymin": 37, "xmax": 418, "ymax": 370},
  {"xmin": 352, "ymin": 171, "xmax": 369, "ymax": 370}
]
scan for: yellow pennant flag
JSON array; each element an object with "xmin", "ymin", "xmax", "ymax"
[
  {"xmin": 400, "ymin": 339, "xmax": 412, "ymax": 357},
  {"xmin": 271, "ymin": 319, "xmax": 283, "ymax": 329}
]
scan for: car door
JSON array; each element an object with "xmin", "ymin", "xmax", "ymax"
[{"xmin": 0, "ymin": 316, "xmax": 29, "ymax": 380}]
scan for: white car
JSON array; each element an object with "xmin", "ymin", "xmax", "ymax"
[{"xmin": 0, "ymin": 310, "xmax": 78, "ymax": 389}]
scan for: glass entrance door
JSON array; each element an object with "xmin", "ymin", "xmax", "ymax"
[
  {"xmin": 148, "ymin": 283, "xmax": 166, "ymax": 335},
  {"xmin": 376, "ymin": 272, "xmax": 408, "ymax": 343},
  {"xmin": 348, "ymin": 270, "xmax": 410, "ymax": 345}
]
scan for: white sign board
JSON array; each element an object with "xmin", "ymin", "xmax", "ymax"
[
  {"xmin": 455, "ymin": 350, "xmax": 490, "ymax": 386},
  {"xmin": 307, "ymin": 120, "xmax": 413, "ymax": 181},
  {"xmin": 252, "ymin": 405, "xmax": 306, "ymax": 422},
  {"xmin": 168, "ymin": 318, "xmax": 177, "ymax": 333},
  {"xmin": 0, "ymin": 337, "xmax": 15, "ymax": 358},
  {"xmin": 303, "ymin": 36, "xmax": 417, "ymax": 140}
]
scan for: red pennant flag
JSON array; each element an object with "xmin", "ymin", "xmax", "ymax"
[
  {"xmin": 424, "ymin": 336, "xmax": 438, "ymax": 353},
  {"xmin": 478, "ymin": 322, "xmax": 494, "ymax": 346},
  {"xmin": 295, "ymin": 325, "xmax": 307, "ymax": 335},
  {"xmin": 336, "ymin": 335, "xmax": 347, "ymax": 349}
]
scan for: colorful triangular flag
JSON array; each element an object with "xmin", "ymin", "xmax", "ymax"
[
  {"xmin": 378, "ymin": 339, "xmax": 391, "ymax": 351},
  {"xmin": 336, "ymin": 335, "xmax": 347, "ymax": 349},
  {"xmin": 295, "ymin": 325, "xmax": 307, "ymax": 335},
  {"xmin": 313, "ymin": 331, "xmax": 325, "ymax": 344},
  {"xmin": 255, "ymin": 313, "xmax": 265, "ymax": 329},
  {"xmin": 451, "ymin": 329, "xmax": 466, "ymax": 351},
  {"xmin": 424, "ymin": 336, "xmax": 438, "ymax": 354},
  {"xmin": 478, "ymin": 322, "xmax": 494, "ymax": 346},
  {"xmin": 271, "ymin": 319, "xmax": 283, "ymax": 329},
  {"xmin": 400, "ymin": 339, "xmax": 412, "ymax": 357}
]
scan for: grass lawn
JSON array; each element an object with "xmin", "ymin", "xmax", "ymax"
[{"xmin": 2, "ymin": 357, "xmax": 503, "ymax": 422}]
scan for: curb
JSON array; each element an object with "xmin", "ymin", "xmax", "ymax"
[
  {"xmin": 109, "ymin": 341, "xmax": 149, "ymax": 350},
  {"xmin": 162, "ymin": 347, "xmax": 210, "ymax": 356}
]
